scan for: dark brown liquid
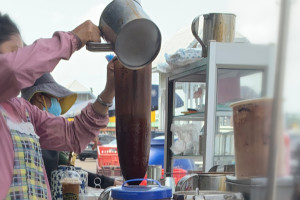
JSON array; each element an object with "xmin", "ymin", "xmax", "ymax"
[
  {"xmin": 114, "ymin": 61, "xmax": 152, "ymax": 184},
  {"xmin": 62, "ymin": 183, "xmax": 80, "ymax": 200},
  {"xmin": 116, "ymin": 115, "xmax": 151, "ymax": 183}
]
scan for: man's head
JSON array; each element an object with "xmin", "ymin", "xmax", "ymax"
[
  {"xmin": 21, "ymin": 73, "xmax": 77, "ymax": 116},
  {"xmin": 0, "ymin": 13, "xmax": 23, "ymax": 53}
]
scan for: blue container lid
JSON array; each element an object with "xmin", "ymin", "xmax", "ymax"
[
  {"xmin": 150, "ymin": 136, "xmax": 165, "ymax": 146},
  {"xmin": 150, "ymin": 136, "xmax": 177, "ymax": 146},
  {"xmin": 111, "ymin": 179, "xmax": 172, "ymax": 200}
]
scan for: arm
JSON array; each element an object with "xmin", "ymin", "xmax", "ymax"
[
  {"xmin": 26, "ymin": 100, "xmax": 109, "ymax": 154},
  {"xmin": 91, "ymin": 57, "xmax": 117, "ymax": 116},
  {"xmin": 92, "ymin": 136, "xmax": 99, "ymax": 150},
  {"xmin": 87, "ymin": 172, "xmax": 122, "ymax": 189},
  {"xmin": 0, "ymin": 20, "xmax": 100, "ymax": 102},
  {"xmin": 0, "ymin": 32, "xmax": 78, "ymax": 101}
]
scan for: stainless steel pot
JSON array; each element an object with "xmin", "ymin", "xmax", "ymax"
[
  {"xmin": 226, "ymin": 175, "xmax": 294, "ymax": 200},
  {"xmin": 191, "ymin": 13, "xmax": 236, "ymax": 57},
  {"xmin": 173, "ymin": 190, "xmax": 244, "ymax": 200},
  {"xmin": 98, "ymin": 186, "xmax": 114, "ymax": 200},
  {"xmin": 86, "ymin": 0, "xmax": 161, "ymax": 69},
  {"xmin": 176, "ymin": 173, "xmax": 231, "ymax": 192},
  {"xmin": 147, "ymin": 165, "xmax": 162, "ymax": 183},
  {"xmin": 198, "ymin": 173, "xmax": 227, "ymax": 191}
]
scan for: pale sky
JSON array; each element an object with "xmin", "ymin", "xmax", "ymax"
[{"xmin": 2, "ymin": 0, "xmax": 299, "ymax": 113}]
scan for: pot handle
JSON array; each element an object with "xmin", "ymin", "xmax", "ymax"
[
  {"xmin": 191, "ymin": 15, "xmax": 207, "ymax": 57},
  {"xmin": 86, "ymin": 42, "xmax": 113, "ymax": 52},
  {"xmin": 122, "ymin": 179, "xmax": 161, "ymax": 187}
]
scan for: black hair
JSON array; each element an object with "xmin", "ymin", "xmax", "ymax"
[{"xmin": 0, "ymin": 12, "xmax": 20, "ymax": 45}]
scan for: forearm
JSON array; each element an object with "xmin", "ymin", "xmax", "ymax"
[
  {"xmin": 87, "ymin": 171, "xmax": 115, "ymax": 189},
  {"xmin": 92, "ymin": 89, "xmax": 115, "ymax": 116},
  {"xmin": 31, "ymin": 101, "xmax": 109, "ymax": 154},
  {"xmin": 91, "ymin": 58, "xmax": 116, "ymax": 116},
  {"xmin": 0, "ymin": 32, "xmax": 78, "ymax": 101}
]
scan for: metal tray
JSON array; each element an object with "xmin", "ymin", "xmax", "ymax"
[{"xmin": 174, "ymin": 190, "xmax": 244, "ymax": 200}]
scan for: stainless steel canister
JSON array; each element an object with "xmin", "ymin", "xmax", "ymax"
[
  {"xmin": 176, "ymin": 173, "xmax": 230, "ymax": 192},
  {"xmin": 198, "ymin": 173, "xmax": 227, "ymax": 191},
  {"xmin": 191, "ymin": 13, "xmax": 236, "ymax": 57},
  {"xmin": 165, "ymin": 177, "xmax": 176, "ymax": 193},
  {"xmin": 147, "ymin": 165, "xmax": 162, "ymax": 183}
]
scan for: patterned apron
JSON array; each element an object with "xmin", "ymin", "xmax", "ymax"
[{"xmin": 1, "ymin": 105, "xmax": 48, "ymax": 200}]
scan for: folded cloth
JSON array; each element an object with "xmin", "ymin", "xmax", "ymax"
[{"xmin": 165, "ymin": 48, "xmax": 202, "ymax": 67}]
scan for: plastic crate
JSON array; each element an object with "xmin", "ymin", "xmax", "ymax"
[
  {"xmin": 163, "ymin": 168, "xmax": 187, "ymax": 184},
  {"xmin": 98, "ymin": 166, "xmax": 122, "ymax": 176},
  {"xmin": 97, "ymin": 146, "xmax": 120, "ymax": 169},
  {"xmin": 141, "ymin": 168, "xmax": 187, "ymax": 185}
]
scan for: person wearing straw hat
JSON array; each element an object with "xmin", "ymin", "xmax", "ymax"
[
  {"xmin": 0, "ymin": 12, "xmax": 117, "ymax": 199},
  {"xmin": 21, "ymin": 73, "xmax": 78, "ymax": 117},
  {"xmin": 21, "ymin": 73, "xmax": 121, "ymax": 189}
]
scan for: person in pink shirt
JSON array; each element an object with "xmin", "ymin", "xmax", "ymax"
[
  {"xmin": 21, "ymin": 72, "xmax": 122, "ymax": 191},
  {"xmin": 0, "ymin": 12, "xmax": 116, "ymax": 199}
]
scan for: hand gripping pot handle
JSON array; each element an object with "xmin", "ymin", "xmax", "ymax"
[
  {"xmin": 122, "ymin": 178, "xmax": 161, "ymax": 187},
  {"xmin": 86, "ymin": 41, "xmax": 113, "ymax": 52},
  {"xmin": 86, "ymin": 25, "xmax": 113, "ymax": 52}
]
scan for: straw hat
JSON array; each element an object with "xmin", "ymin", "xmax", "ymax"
[{"xmin": 21, "ymin": 73, "xmax": 77, "ymax": 114}]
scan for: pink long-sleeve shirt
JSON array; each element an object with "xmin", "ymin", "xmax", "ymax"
[{"xmin": 0, "ymin": 32, "xmax": 109, "ymax": 199}]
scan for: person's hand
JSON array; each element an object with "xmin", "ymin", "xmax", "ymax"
[
  {"xmin": 99, "ymin": 57, "xmax": 118, "ymax": 104},
  {"xmin": 72, "ymin": 20, "xmax": 100, "ymax": 47},
  {"xmin": 92, "ymin": 57, "xmax": 118, "ymax": 116},
  {"xmin": 113, "ymin": 179, "xmax": 123, "ymax": 186},
  {"xmin": 92, "ymin": 136, "xmax": 99, "ymax": 150},
  {"xmin": 103, "ymin": 56, "xmax": 118, "ymax": 99}
]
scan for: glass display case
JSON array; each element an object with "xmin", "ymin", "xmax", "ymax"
[
  {"xmin": 213, "ymin": 68, "xmax": 265, "ymax": 166},
  {"xmin": 163, "ymin": 41, "xmax": 275, "ymax": 176},
  {"xmin": 164, "ymin": 59, "xmax": 208, "ymax": 174}
]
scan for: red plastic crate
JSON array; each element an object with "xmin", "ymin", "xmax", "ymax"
[
  {"xmin": 163, "ymin": 168, "xmax": 187, "ymax": 184},
  {"xmin": 98, "ymin": 166, "xmax": 122, "ymax": 176},
  {"xmin": 141, "ymin": 168, "xmax": 187, "ymax": 185},
  {"xmin": 97, "ymin": 146, "xmax": 120, "ymax": 169}
]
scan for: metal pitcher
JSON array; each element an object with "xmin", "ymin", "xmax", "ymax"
[
  {"xmin": 147, "ymin": 165, "xmax": 162, "ymax": 183},
  {"xmin": 191, "ymin": 13, "xmax": 236, "ymax": 57},
  {"xmin": 86, "ymin": 0, "xmax": 162, "ymax": 69}
]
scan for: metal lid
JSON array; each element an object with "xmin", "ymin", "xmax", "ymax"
[
  {"xmin": 226, "ymin": 175, "xmax": 294, "ymax": 186},
  {"xmin": 57, "ymin": 165, "xmax": 75, "ymax": 171},
  {"xmin": 230, "ymin": 98, "xmax": 272, "ymax": 108},
  {"xmin": 111, "ymin": 179, "xmax": 172, "ymax": 200},
  {"xmin": 174, "ymin": 190, "xmax": 244, "ymax": 200}
]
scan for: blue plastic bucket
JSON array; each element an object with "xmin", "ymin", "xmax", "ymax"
[
  {"xmin": 149, "ymin": 136, "xmax": 195, "ymax": 170},
  {"xmin": 111, "ymin": 179, "xmax": 172, "ymax": 200}
]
